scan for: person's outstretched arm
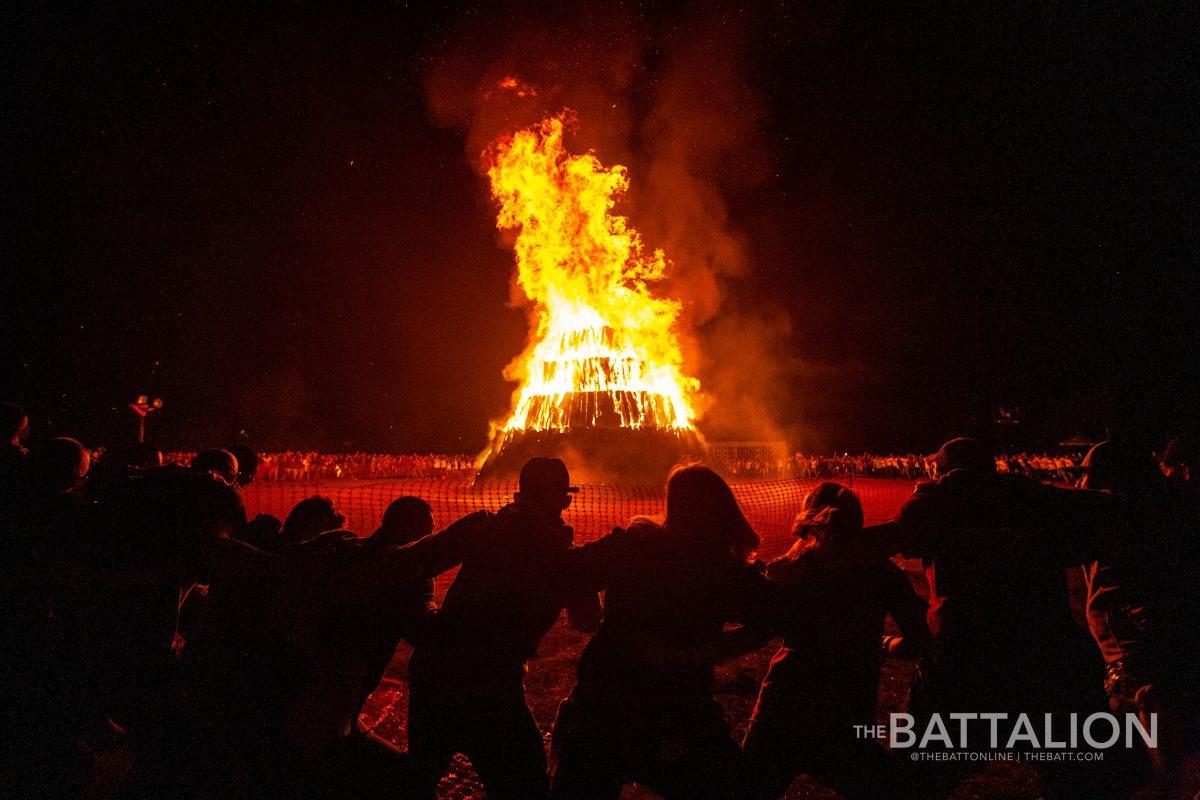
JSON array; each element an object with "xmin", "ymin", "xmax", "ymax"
[
  {"xmin": 347, "ymin": 510, "xmax": 490, "ymax": 596},
  {"xmin": 566, "ymin": 525, "xmax": 640, "ymax": 593},
  {"xmin": 881, "ymin": 559, "xmax": 932, "ymax": 660},
  {"xmin": 565, "ymin": 590, "xmax": 602, "ymax": 634},
  {"xmin": 560, "ymin": 526, "xmax": 638, "ymax": 633},
  {"xmin": 203, "ymin": 529, "xmax": 281, "ymax": 579}
]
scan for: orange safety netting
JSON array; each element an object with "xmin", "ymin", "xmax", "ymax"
[{"xmin": 244, "ymin": 477, "xmax": 918, "ymax": 560}]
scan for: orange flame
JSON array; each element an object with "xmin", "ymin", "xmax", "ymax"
[
  {"xmin": 487, "ymin": 113, "xmax": 699, "ymax": 436},
  {"xmin": 496, "ymin": 76, "xmax": 536, "ymax": 98}
]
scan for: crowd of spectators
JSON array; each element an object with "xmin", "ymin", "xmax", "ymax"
[
  {"xmin": 713, "ymin": 451, "xmax": 1085, "ymax": 484},
  {"xmin": 2, "ymin": 396, "xmax": 1199, "ymax": 798},
  {"xmin": 153, "ymin": 449, "xmax": 1088, "ymax": 485},
  {"xmin": 164, "ymin": 451, "xmax": 476, "ymax": 481}
]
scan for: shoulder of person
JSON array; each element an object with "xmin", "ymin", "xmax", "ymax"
[
  {"xmin": 441, "ymin": 509, "xmax": 496, "ymax": 541},
  {"xmin": 624, "ymin": 516, "xmax": 663, "ymax": 536},
  {"xmin": 618, "ymin": 517, "xmax": 664, "ymax": 551},
  {"xmin": 900, "ymin": 481, "xmax": 943, "ymax": 516},
  {"xmin": 573, "ymin": 519, "xmax": 648, "ymax": 555},
  {"xmin": 905, "ymin": 478, "xmax": 945, "ymax": 506},
  {"xmin": 311, "ymin": 529, "xmax": 361, "ymax": 548},
  {"xmin": 463, "ymin": 508, "xmax": 496, "ymax": 526},
  {"xmin": 994, "ymin": 471, "xmax": 1041, "ymax": 490}
]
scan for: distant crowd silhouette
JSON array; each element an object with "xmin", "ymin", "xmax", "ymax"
[
  {"xmin": 162, "ymin": 451, "xmax": 477, "ymax": 482},
  {"xmin": 2, "ymin": 399, "xmax": 1198, "ymax": 799},
  {"xmin": 153, "ymin": 449, "xmax": 1079, "ymax": 485}
]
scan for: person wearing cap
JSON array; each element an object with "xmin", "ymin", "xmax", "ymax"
[
  {"xmin": 741, "ymin": 482, "xmax": 931, "ymax": 800},
  {"xmin": 879, "ymin": 436, "xmax": 1136, "ymax": 799},
  {"xmin": 1082, "ymin": 440, "xmax": 1200, "ymax": 799},
  {"xmin": 375, "ymin": 456, "xmax": 600, "ymax": 800}
]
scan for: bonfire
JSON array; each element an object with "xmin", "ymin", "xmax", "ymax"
[{"xmin": 478, "ymin": 109, "xmax": 704, "ymax": 483}]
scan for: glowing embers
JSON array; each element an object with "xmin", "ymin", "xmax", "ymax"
[{"xmin": 486, "ymin": 112, "xmax": 699, "ymax": 442}]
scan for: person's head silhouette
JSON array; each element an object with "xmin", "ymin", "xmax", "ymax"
[
  {"xmin": 663, "ymin": 463, "xmax": 758, "ymax": 562},
  {"xmin": 790, "ymin": 481, "xmax": 865, "ymax": 554},
  {"xmin": 373, "ymin": 496, "xmax": 434, "ymax": 548},
  {"xmin": 192, "ymin": 449, "xmax": 239, "ymax": 485},
  {"xmin": 30, "ymin": 437, "xmax": 90, "ymax": 493},
  {"xmin": 228, "ymin": 444, "xmax": 259, "ymax": 486},
  {"xmin": 1159, "ymin": 434, "xmax": 1197, "ymax": 488},
  {"xmin": 281, "ymin": 495, "xmax": 346, "ymax": 545},
  {"xmin": 514, "ymin": 456, "xmax": 577, "ymax": 517},
  {"xmin": 1081, "ymin": 440, "xmax": 1161, "ymax": 496}
]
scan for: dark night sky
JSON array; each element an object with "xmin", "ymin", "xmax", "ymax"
[{"xmin": 2, "ymin": 2, "xmax": 1197, "ymax": 454}]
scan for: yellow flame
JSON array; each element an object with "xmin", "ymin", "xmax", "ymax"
[{"xmin": 487, "ymin": 113, "xmax": 698, "ymax": 435}]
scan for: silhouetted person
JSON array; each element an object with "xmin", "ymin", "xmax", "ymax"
[
  {"xmin": 1083, "ymin": 440, "xmax": 1200, "ymax": 799},
  {"xmin": 287, "ymin": 497, "xmax": 439, "ymax": 755},
  {"xmin": 102, "ymin": 441, "xmax": 164, "ymax": 471},
  {"xmin": 404, "ymin": 457, "xmax": 601, "ymax": 800},
  {"xmin": 178, "ymin": 494, "xmax": 356, "ymax": 795},
  {"xmin": 81, "ymin": 441, "xmax": 163, "ymax": 503},
  {"xmin": 350, "ymin": 497, "xmax": 438, "ymax": 709},
  {"xmin": 176, "ymin": 447, "xmax": 271, "ymax": 650},
  {"xmin": 280, "ymin": 495, "xmax": 346, "ymax": 547},
  {"xmin": 372, "ymin": 495, "xmax": 434, "ymax": 548},
  {"xmin": 192, "ymin": 448, "xmax": 240, "ymax": 485},
  {"xmin": 0, "ymin": 437, "xmax": 95, "ymax": 796},
  {"xmin": 1160, "ymin": 433, "xmax": 1198, "ymax": 490},
  {"xmin": 352, "ymin": 496, "xmax": 437, "ymax": 703},
  {"xmin": 27, "ymin": 436, "xmax": 90, "ymax": 494},
  {"xmin": 742, "ymin": 482, "xmax": 930, "ymax": 800},
  {"xmin": 882, "ymin": 437, "xmax": 1134, "ymax": 799},
  {"xmin": 270, "ymin": 497, "xmax": 440, "ymax": 798},
  {"xmin": 229, "ymin": 444, "xmax": 260, "ymax": 486},
  {"xmin": 550, "ymin": 464, "xmax": 773, "ymax": 800},
  {"xmin": 52, "ymin": 449, "xmax": 255, "ymax": 792},
  {"xmin": 1157, "ymin": 434, "xmax": 1200, "ymax": 798}
]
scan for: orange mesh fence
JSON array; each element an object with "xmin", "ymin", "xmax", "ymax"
[{"xmin": 243, "ymin": 476, "xmax": 918, "ymax": 560}]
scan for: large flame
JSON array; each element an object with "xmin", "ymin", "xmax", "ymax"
[{"xmin": 487, "ymin": 112, "xmax": 699, "ymax": 436}]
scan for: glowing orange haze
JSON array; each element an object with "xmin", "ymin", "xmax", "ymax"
[{"xmin": 486, "ymin": 112, "xmax": 699, "ymax": 437}]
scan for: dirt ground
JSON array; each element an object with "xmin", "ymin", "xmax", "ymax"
[{"xmin": 361, "ymin": 617, "xmax": 1050, "ymax": 800}]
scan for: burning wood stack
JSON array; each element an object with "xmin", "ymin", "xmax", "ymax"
[{"xmin": 475, "ymin": 104, "xmax": 705, "ymax": 484}]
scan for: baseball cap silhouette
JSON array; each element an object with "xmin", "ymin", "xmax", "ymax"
[{"xmin": 519, "ymin": 456, "xmax": 579, "ymax": 497}]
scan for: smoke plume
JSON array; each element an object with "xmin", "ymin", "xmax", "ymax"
[{"xmin": 423, "ymin": 1, "xmax": 789, "ymax": 443}]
